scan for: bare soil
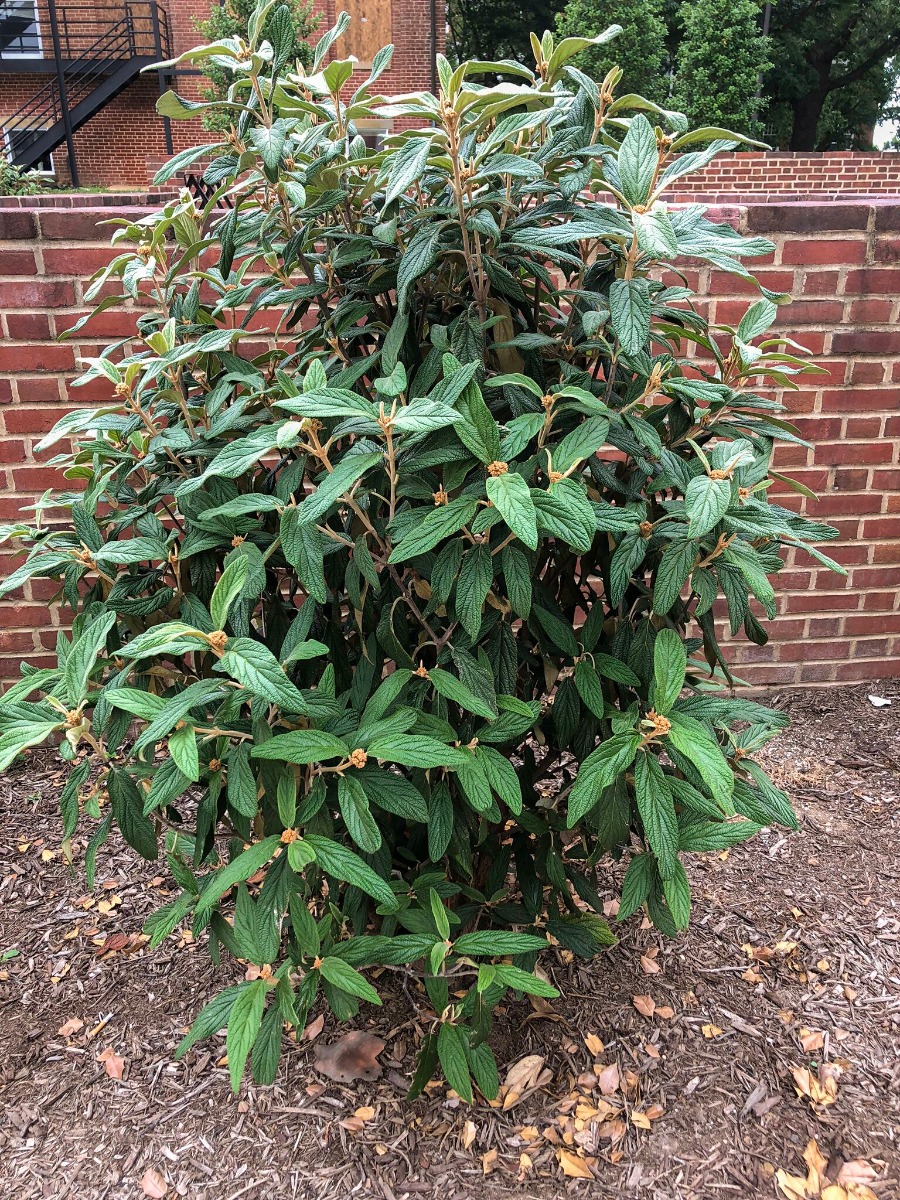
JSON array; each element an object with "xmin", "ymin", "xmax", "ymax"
[{"xmin": 1, "ymin": 681, "xmax": 899, "ymax": 1200}]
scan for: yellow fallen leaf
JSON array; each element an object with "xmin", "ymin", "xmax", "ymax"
[
  {"xmin": 584, "ymin": 1033, "xmax": 604, "ymax": 1056},
  {"xmin": 481, "ymin": 1149, "xmax": 498, "ymax": 1175},
  {"xmin": 354, "ymin": 1106, "xmax": 375, "ymax": 1122},
  {"xmin": 558, "ymin": 1150, "xmax": 594, "ymax": 1179},
  {"xmin": 702, "ymin": 1024, "xmax": 724, "ymax": 1039},
  {"xmin": 518, "ymin": 1126, "xmax": 540, "ymax": 1143},
  {"xmin": 462, "ymin": 1120, "xmax": 477, "ymax": 1150},
  {"xmin": 630, "ymin": 1111, "xmax": 651, "ymax": 1130},
  {"xmin": 40, "ymin": 849, "xmax": 55, "ymax": 862},
  {"xmin": 804, "ymin": 1138, "xmax": 829, "ymax": 1193},
  {"xmin": 519, "ymin": 1152, "xmax": 533, "ymax": 1175},
  {"xmin": 775, "ymin": 1169, "xmax": 808, "ymax": 1200}
]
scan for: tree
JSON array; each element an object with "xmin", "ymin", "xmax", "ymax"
[
  {"xmin": 764, "ymin": 0, "xmax": 900, "ymax": 150},
  {"xmin": 195, "ymin": 0, "xmax": 319, "ymax": 130},
  {"xmin": 555, "ymin": 0, "xmax": 670, "ymax": 102},
  {"xmin": 448, "ymin": 0, "xmax": 563, "ymax": 64},
  {"xmin": 672, "ymin": 0, "xmax": 770, "ymax": 136}
]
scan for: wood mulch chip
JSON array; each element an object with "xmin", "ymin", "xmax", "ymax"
[{"xmin": 1, "ymin": 680, "xmax": 898, "ymax": 1199}]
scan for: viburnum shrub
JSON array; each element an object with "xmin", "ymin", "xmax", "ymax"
[{"xmin": 0, "ymin": 10, "xmax": 844, "ymax": 1099}]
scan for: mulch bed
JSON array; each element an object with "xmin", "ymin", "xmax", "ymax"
[{"xmin": 1, "ymin": 680, "xmax": 899, "ymax": 1200}]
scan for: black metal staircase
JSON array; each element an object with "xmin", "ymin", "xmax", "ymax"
[{"xmin": 0, "ymin": 0, "xmax": 171, "ymax": 185}]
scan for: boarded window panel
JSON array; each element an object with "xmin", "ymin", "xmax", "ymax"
[{"xmin": 337, "ymin": 1, "xmax": 392, "ymax": 68}]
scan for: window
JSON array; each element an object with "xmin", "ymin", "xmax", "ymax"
[
  {"xmin": 0, "ymin": 1, "xmax": 42, "ymax": 56},
  {"xmin": 4, "ymin": 127, "xmax": 54, "ymax": 174},
  {"xmin": 336, "ymin": 2, "xmax": 392, "ymax": 69}
]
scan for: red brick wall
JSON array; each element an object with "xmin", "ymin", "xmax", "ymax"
[
  {"xmin": 664, "ymin": 152, "xmax": 900, "ymax": 202},
  {"xmin": 0, "ymin": 199, "xmax": 898, "ymax": 686},
  {"xmin": 0, "ymin": 0, "xmax": 443, "ymax": 188}
]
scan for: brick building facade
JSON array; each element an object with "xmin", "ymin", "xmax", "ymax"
[{"xmin": 0, "ymin": 0, "xmax": 443, "ymax": 188}]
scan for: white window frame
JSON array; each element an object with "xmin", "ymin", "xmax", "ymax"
[
  {"xmin": 1, "ymin": 1, "xmax": 43, "ymax": 58},
  {"xmin": 3, "ymin": 126, "xmax": 55, "ymax": 176}
]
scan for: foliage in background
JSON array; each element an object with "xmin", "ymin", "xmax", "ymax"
[
  {"xmin": 554, "ymin": 0, "xmax": 670, "ymax": 104},
  {"xmin": 671, "ymin": 0, "xmax": 770, "ymax": 139},
  {"xmin": 0, "ymin": 159, "xmax": 52, "ymax": 196},
  {"xmin": 0, "ymin": 6, "xmax": 847, "ymax": 1101},
  {"xmin": 447, "ymin": 0, "xmax": 566, "ymax": 65},
  {"xmin": 195, "ymin": 0, "xmax": 319, "ymax": 130},
  {"xmin": 764, "ymin": 0, "xmax": 900, "ymax": 149},
  {"xmin": 460, "ymin": 0, "xmax": 900, "ymax": 148}
]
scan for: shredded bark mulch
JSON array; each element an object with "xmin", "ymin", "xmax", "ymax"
[{"xmin": 1, "ymin": 680, "xmax": 898, "ymax": 1200}]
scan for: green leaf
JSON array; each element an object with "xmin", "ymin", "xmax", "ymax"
[
  {"xmin": 227, "ymin": 743, "xmax": 259, "ymax": 818},
  {"xmin": 169, "ymin": 723, "xmax": 200, "ymax": 782},
  {"xmin": 456, "ymin": 544, "xmax": 494, "ymax": 639},
  {"xmin": 493, "ymin": 964, "xmax": 559, "ymax": 997},
  {"xmin": 486, "ymin": 471, "xmax": 538, "ymax": 550},
  {"xmin": 216, "ymin": 638, "xmax": 308, "ymax": 713},
  {"xmin": 661, "ymin": 860, "xmax": 691, "ymax": 930},
  {"xmin": 389, "ymin": 497, "xmax": 478, "ymax": 563},
  {"xmin": 303, "ymin": 834, "xmax": 398, "ymax": 910},
  {"xmin": 633, "ymin": 751, "xmax": 679, "ymax": 880},
  {"xmin": 211, "ymin": 554, "xmax": 249, "ymax": 630},
  {"xmin": 397, "ymin": 225, "xmax": 441, "ymax": 310},
  {"xmin": 652, "ymin": 539, "xmax": 696, "ymax": 615},
  {"xmin": 338, "ymin": 775, "xmax": 382, "ymax": 853},
  {"xmin": 428, "ymin": 667, "xmax": 496, "ymax": 720},
  {"xmin": 196, "ymin": 837, "xmax": 280, "ymax": 916},
  {"xmin": 318, "ymin": 956, "xmax": 382, "ymax": 1005},
  {"xmin": 437, "ymin": 1023, "xmax": 472, "ymax": 1103},
  {"xmin": 618, "ymin": 113, "xmax": 659, "ymax": 206},
  {"xmin": 453, "ymin": 931, "xmax": 547, "ymax": 956},
  {"xmin": 609, "ymin": 278, "xmax": 650, "ymax": 357},
  {"xmin": 568, "ymin": 733, "xmax": 641, "ymax": 826},
  {"xmin": 225, "ymin": 980, "xmax": 267, "ymax": 1092},
  {"xmin": 665, "ymin": 712, "xmax": 734, "ymax": 805},
  {"xmin": 64, "ymin": 611, "xmax": 116, "ymax": 704},
  {"xmin": 651, "ymin": 628, "xmax": 687, "ymax": 715},
  {"xmin": 251, "ymin": 729, "xmax": 350, "ymax": 764},
  {"xmin": 384, "ymin": 136, "xmax": 431, "ymax": 205},
  {"xmin": 501, "ymin": 544, "xmax": 531, "ymax": 617},
  {"xmin": 685, "ymin": 474, "xmax": 731, "ymax": 537},
  {"xmin": 293, "ymin": 452, "xmax": 382, "ymax": 526},
  {"xmin": 368, "ymin": 735, "xmax": 468, "ymax": 770},
  {"xmin": 108, "ymin": 768, "xmax": 158, "ymax": 861}
]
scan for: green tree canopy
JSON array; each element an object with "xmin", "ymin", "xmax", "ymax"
[
  {"xmin": 764, "ymin": 0, "xmax": 900, "ymax": 149},
  {"xmin": 554, "ymin": 0, "xmax": 670, "ymax": 103},
  {"xmin": 448, "ymin": 0, "xmax": 564, "ymax": 65},
  {"xmin": 671, "ymin": 0, "xmax": 769, "ymax": 137}
]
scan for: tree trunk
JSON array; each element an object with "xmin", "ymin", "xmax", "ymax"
[{"xmin": 789, "ymin": 87, "xmax": 830, "ymax": 150}]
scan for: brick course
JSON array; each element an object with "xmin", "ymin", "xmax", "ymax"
[{"xmin": 0, "ymin": 198, "xmax": 898, "ymax": 686}]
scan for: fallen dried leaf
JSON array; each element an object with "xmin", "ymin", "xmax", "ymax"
[
  {"xmin": 558, "ymin": 1149, "xmax": 594, "ymax": 1179},
  {"xmin": 57, "ymin": 1017, "xmax": 84, "ymax": 1037},
  {"xmin": 354, "ymin": 1106, "xmax": 375, "ymax": 1122},
  {"xmin": 702, "ymin": 1023, "xmax": 724, "ymax": 1039},
  {"xmin": 632, "ymin": 994, "xmax": 655, "ymax": 1017},
  {"xmin": 481, "ymin": 1148, "xmax": 498, "ymax": 1175},
  {"xmin": 776, "ymin": 1169, "xmax": 808, "ymax": 1200},
  {"xmin": 313, "ymin": 1031, "xmax": 385, "ymax": 1083},
  {"xmin": 301, "ymin": 1013, "xmax": 325, "ymax": 1043},
  {"xmin": 139, "ymin": 1168, "xmax": 167, "ymax": 1199},
  {"xmin": 595, "ymin": 1062, "xmax": 619, "ymax": 1096},
  {"xmin": 96, "ymin": 1046, "xmax": 125, "ymax": 1080},
  {"xmin": 656, "ymin": 1006, "xmax": 675, "ymax": 1019},
  {"xmin": 584, "ymin": 1033, "xmax": 604, "ymax": 1056},
  {"xmin": 462, "ymin": 1119, "xmax": 477, "ymax": 1150},
  {"xmin": 640, "ymin": 954, "xmax": 661, "ymax": 974},
  {"xmin": 800, "ymin": 1028, "xmax": 825, "ymax": 1053}
]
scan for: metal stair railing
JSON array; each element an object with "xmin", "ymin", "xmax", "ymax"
[{"xmin": 0, "ymin": 1, "xmax": 170, "ymax": 183}]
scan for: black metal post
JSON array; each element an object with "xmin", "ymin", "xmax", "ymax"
[
  {"xmin": 149, "ymin": 4, "xmax": 174, "ymax": 157},
  {"xmin": 46, "ymin": 0, "xmax": 79, "ymax": 186}
]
